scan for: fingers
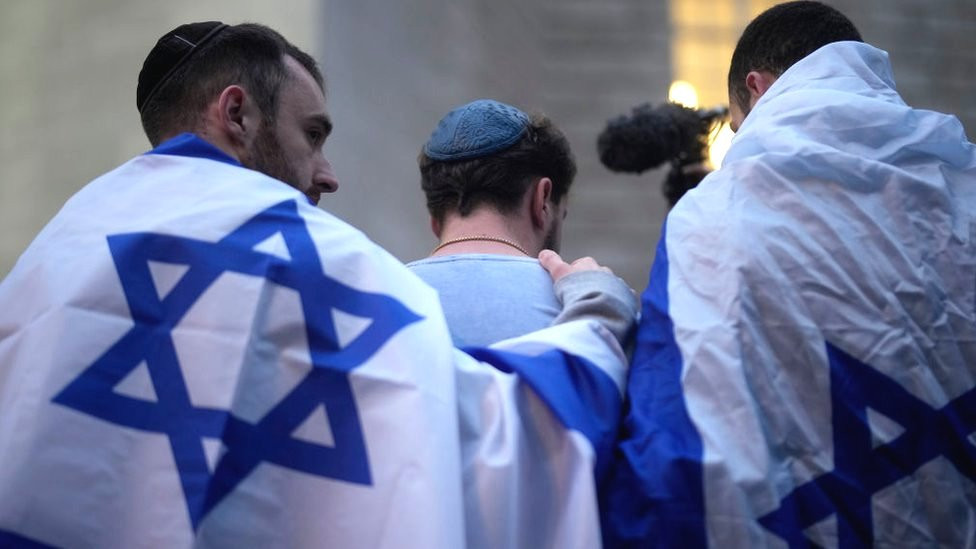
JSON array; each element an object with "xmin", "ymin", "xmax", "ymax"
[
  {"xmin": 538, "ymin": 249, "xmax": 565, "ymax": 271},
  {"xmin": 567, "ymin": 256, "xmax": 612, "ymax": 273},
  {"xmin": 539, "ymin": 249, "xmax": 571, "ymax": 281},
  {"xmin": 539, "ymin": 250, "xmax": 614, "ymax": 282}
]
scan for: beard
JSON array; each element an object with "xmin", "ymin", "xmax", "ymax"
[
  {"xmin": 542, "ymin": 221, "xmax": 560, "ymax": 253},
  {"xmin": 247, "ymin": 124, "xmax": 301, "ymax": 191}
]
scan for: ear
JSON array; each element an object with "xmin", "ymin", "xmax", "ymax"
[
  {"xmin": 215, "ymin": 85, "xmax": 261, "ymax": 149},
  {"xmin": 530, "ymin": 177, "xmax": 553, "ymax": 229},
  {"xmin": 745, "ymin": 70, "xmax": 777, "ymax": 106},
  {"xmin": 430, "ymin": 216, "xmax": 442, "ymax": 238}
]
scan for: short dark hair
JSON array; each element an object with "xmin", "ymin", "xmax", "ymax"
[
  {"xmin": 728, "ymin": 1, "xmax": 862, "ymax": 110},
  {"xmin": 139, "ymin": 23, "xmax": 323, "ymax": 146},
  {"xmin": 418, "ymin": 114, "xmax": 577, "ymax": 223}
]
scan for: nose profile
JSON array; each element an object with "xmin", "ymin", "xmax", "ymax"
[{"xmin": 316, "ymin": 157, "xmax": 339, "ymax": 194}]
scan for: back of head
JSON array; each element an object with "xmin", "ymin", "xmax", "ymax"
[
  {"xmin": 137, "ymin": 22, "xmax": 323, "ymax": 146},
  {"xmin": 418, "ymin": 100, "xmax": 577, "ymax": 223},
  {"xmin": 728, "ymin": 1, "xmax": 862, "ymax": 110}
]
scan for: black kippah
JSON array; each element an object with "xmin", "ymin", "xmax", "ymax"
[{"xmin": 137, "ymin": 21, "xmax": 228, "ymax": 114}]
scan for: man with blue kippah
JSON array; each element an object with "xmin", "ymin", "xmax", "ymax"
[{"xmin": 410, "ymin": 99, "xmax": 637, "ymax": 347}]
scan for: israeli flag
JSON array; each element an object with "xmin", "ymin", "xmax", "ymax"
[
  {"xmin": 0, "ymin": 135, "xmax": 625, "ymax": 548},
  {"xmin": 603, "ymin": 43, "xmax": 976, "ymax": 547}
]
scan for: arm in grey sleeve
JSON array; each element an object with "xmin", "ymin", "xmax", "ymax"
[{"xmin": 552, "ymin": 270, "xmax": 639, "ymax": 345}]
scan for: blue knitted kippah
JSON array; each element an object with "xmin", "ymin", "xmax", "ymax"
[{"xmin": 424, "ymin": 99, "xmax": 530, "ymax": 161}]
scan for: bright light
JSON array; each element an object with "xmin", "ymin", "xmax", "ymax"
[
  {"xmin": 668, "ymin": 80, "xmax": 699, "ymax": 109},
  {"xmin": 708, "ymin": 122, "xmax": 735, "ymax": 169}
]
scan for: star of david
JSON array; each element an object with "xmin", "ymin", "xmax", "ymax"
[
  {"xmin": 758, "ymin": 343, "xmax": 976, "ymax": 547},
  {"xmin": 52, "ymin": 200, "xmax": 422, "ymax": 530}
]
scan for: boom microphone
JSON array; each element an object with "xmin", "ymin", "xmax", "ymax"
[{"xmin": 597, "ymin": 103, "xmax": 728, "ymax": 174}]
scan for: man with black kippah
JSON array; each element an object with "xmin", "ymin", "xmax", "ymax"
[
  {"xmin": 409, "ymin": 99, "xmax": 637, "ymax": 347},
  {"xmin": 136, "ymin": 21, "xmax": 340, "ymax": 205},
  {"xmin": 0, "ymin": 21, "xmax": 637, "ymax": 549}
]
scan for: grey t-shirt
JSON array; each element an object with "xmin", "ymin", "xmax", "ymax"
[{"xmin": 407, "ymin": 254, "xmax": 560, "ymax": 347}]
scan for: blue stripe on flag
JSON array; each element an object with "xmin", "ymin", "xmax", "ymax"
[
  {"xmin": 601, "ymin": 222, "xmax": 707, "ymax": 548},
  {"xmin": 0, "ymin": 529, "xmax": 58, "ymax": 548},
  {"xmin": 464, "ymin": 346, "xmax": 622, "ymax": 481},
  {"xmin": 145, "ymin": 133, "xmax": 241, "ymax": 167}
]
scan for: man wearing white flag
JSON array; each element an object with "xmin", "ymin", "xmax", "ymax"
[
  {"xmin": 0, "ymin": 22, "xmax": 637, "ymax": 548},
  {"xmin": 604, "ymin": 2, "xmax": 976, "ymax": 547}
]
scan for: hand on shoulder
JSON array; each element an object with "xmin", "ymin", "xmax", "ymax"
[{"xmin": 538, "ymin": 249, "xmax": 613, "ymax": 283}]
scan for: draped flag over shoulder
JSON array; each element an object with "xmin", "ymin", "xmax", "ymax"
[
  {"xmin": 603, "ymin": 42, "xmax": 976, "ymax": 547},
  {"xmin": 0, "ymin": 135, "xmax": 626, "ymax": 548}
]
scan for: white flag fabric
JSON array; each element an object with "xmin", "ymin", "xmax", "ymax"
[
  {"xmin": 0, "ymin": 134, "xmax": 627, "ymax": 548},
  {"xmin": 603, "ymin": 42, "xmax": 976, "ymax": 547}
]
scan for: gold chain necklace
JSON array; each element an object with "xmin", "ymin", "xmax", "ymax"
[{"xmin": 431, "ymin": 235, "xmax": 528, "ymax": 256}]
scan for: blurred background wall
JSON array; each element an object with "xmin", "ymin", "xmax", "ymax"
[
  {"xmin": 0, "ymin": 0, "xmax": 317, "ymax": 278},
  {"xmin": 2, "ymin": 0, "xmax": 973, "ymax": 292}
]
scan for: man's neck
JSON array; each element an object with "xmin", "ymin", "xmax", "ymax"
[
  {"xmin": 188, "ymin": 127, "xmax": 243, "ymax": 163},
  {"xmin": 157, "ymin": 114, "xmax": 243, "ymax": 165},
  {"xmin": 433, "ymin": 210, "xmax": 538, "ymax": 258}
]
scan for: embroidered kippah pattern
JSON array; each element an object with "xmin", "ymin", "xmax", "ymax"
[{"xmin": 424, "ymin": 99, "xmax": 529, "ymax": 161}]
